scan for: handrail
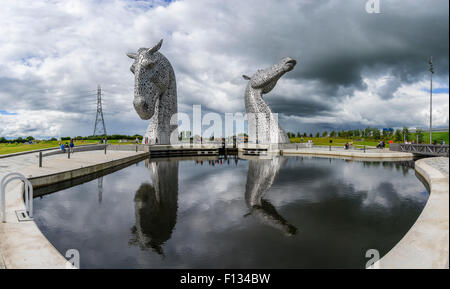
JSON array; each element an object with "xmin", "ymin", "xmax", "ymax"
[
  {"xmin": 1, "ymin": 172, "xmax": 33, "ymax": 223},
  {"xmin": 390, "ymin": 143, "xmax": 449, "ymax": 156}
]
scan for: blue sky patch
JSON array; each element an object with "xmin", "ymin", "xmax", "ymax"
[
  {"xmin": 422, "ymin": 87, "xmax": 449, "ymax": 94},
  {"xmin": 0, "ymin": 110, "xmax": 18, "ymax": 115}
]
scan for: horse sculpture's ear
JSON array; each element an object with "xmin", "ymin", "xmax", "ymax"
[
  {"xmin": 242, "ymin": 75, "xmax": 251, "ymax": 80},
  {"xmin": 127, "ymin": 53, "xmax": 137, "ymax": 59},
  {"xmin": 148, "ymin": 39, "xmax": 163, "ymax": 54}
]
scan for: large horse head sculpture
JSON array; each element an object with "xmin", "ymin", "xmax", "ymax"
[{"xmin": 127, "ymin": 39, "xmax": 177, "ymax": 144}]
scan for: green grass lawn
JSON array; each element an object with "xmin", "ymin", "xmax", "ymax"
[
  {"xmin": 2, "ymin": 132, "xmax": 447, "ymax": 156},
  {"xmin": 289, "ymin": 137, "xmax": 382, "ymax": 147},
  {"xmin": 410, "ymin": 132, "xmax": 449, "ymax": 144},
  {"xmin": 0, "ymin": 140, "xmax": 98, "ymax": 155},
  {"xmin": 290, "ymin": 132, "xmax": 449, "ymax": 148}
]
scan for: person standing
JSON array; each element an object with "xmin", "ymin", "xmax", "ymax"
[{"xmin": 69, "ymin": 139, "xmax": 75, "ymax": 154}]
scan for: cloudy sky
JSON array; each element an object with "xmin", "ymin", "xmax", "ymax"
[{"xmin": 0, "ymin": 0, "xmax": 448, "ymax": 138}]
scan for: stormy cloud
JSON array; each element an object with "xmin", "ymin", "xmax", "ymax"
[{"xmin": 0, "ymin": 0, "xmax": 448, "ymax": 137}]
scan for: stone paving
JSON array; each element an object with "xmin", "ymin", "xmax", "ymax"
[
  {"xmin": 0, "ymin": 150, "xmax": 57, "ymax": 269},
  {"xmin": 423, "ymin": 157, "xmax": 449, "ymax": 177},
  {"xmin": 0, "ymin": 148, "xmax": 147, "ymax": 269}
]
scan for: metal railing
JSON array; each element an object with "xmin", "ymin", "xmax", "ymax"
[
  {"xmin": 1, "ymin": 172, "xmax": 33, "ymax": 223},
  {"xmin": 390, "ymin": 143, "xmax": 449, "ymax": 156}
]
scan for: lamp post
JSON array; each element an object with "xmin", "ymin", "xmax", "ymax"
[{"xmin": 429, "ymin": 57, "xmax": 434, "ymax": 144}]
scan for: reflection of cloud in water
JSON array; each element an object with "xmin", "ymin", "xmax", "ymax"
[
  {"xmin": 33, "ymin": 156, "xmax": 429, "ymax": 268},
  {"xmin": 266, "ymin": 157, "xmax": 428, "ymax": 210}
]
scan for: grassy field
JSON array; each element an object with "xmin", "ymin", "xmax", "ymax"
[
  {"xmin": 1, "ymin": 132, "xmax": 447, "ymax": 156},
  {"xmin": 289, "ymin": 137, "xmax": 382, "ymax": 147},
  {"xmin": 410, "ymin": 132, "xmax": 449, "ymax": 144},
  {"xmin": 290, "ymin": 132, "xmax": 449, "ymax": 147},
  {"xmin": 0, "ymin": 139, "xmax": 138, "ymax": 155}
]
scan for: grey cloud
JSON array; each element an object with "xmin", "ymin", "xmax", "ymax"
[{"xmin": 0, "ymin": 0, "xmax": 448, "ymax": 137}]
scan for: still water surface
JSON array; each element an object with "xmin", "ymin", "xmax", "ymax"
[{"xmin": 34, "ymin": 156, "xmax": 428, "ymax": 268}]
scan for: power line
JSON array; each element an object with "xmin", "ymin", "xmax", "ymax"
[{"xmin": 93, "ymin": 85, "xmax": 107, "ymax": 138}]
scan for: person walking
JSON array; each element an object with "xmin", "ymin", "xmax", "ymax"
[{"xmin": 69, "ymin": 139, "xmax": 75, "ymax": 154}]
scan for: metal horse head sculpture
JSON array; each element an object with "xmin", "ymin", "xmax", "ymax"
[
  {"xmin": 243, "ymin": 57, "xmax": 297, "ymax": 144},
  {"xmin": 127, "ymin": 39, "xmax": 177, "ymax": 144}
]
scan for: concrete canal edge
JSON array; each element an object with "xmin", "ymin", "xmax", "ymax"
[
  {"xmin": 0, "ymin": 148, "xmax": 149, "ymax": 269},
  {"xmin": 281, "ymin": 148, "xmax": 414, "ymax": 158},
  {"xmin": 374, "ymin": 157, "xmax": 449, "ymax": 269}
]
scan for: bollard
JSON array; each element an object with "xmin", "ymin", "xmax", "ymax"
[
  {"xmin": 329, "ymin": 145, "xmax": 331, "ymax": 151},
  {"xmin": 364, "ymin": 145, "xmax": 366, "ymax": 153},
  {"xmin": 68, "ymin": 148, "xmax": 70, "ymax": 159},
  {"xmin": 39, "ymin": 152, "xmax": 42, "ymax": 167},
  {"xmin": 136, "ymin": 145, "xmax": 138, "ymax": 152},
  {"xmin": 104, "ymin": 145, "xmax": 107, "ymax": 155}
]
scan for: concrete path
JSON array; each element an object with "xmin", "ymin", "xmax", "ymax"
[
  {"xmin": 374, "ymin": 157, "xmax": 449, "ymax": 269},
  {"xmin": 0, "ymin": 151, "xmax": 46, "ymax": 269},
  {"xmin": 282, "ymin": 147, "xmax": 413, "ymax": 158},
  {"xmin": 0, "ymin": 149, "xmax": 147, "ymax": 269}
]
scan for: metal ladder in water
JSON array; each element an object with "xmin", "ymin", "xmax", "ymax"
[{"xmin": 1, "ymin": 172, "xmax": 33, "ymax": 223}]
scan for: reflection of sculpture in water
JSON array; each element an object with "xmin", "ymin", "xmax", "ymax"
[
  {"xmin": 244, "ymin": 157, "xmax": 297, "ymax": 236},
  {"xmin": 129, "ymin": 160, "xmax": 178, "ymax": 255}
]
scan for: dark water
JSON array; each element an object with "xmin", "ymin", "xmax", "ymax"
[{"xmin": 33, "ymin": 156, "xmax": 428, "ymax": 269}]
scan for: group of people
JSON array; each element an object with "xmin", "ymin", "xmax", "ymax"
[
  {"xmin": 376, "ymin": 140, "xmax": 386, "ymax": 149},
  {"xmin": 344, "ymin": 141, "xmax": 354, "ymax": 150},
  {"xmin": 60, "ymin": 139, "xmax": 75, "ymax": 153}
]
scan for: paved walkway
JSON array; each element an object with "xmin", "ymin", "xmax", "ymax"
[
  {"xmin": 1, "ymin": 151, "xmax": 46, "ymax": 269},
  {"xmin": 0, "ymin": 149, "xmax": 146, "ymax": 269},
  {"xmin": 423, "ymin": 157, "xmax": 449, "ymax": 176},
  {"xmin": 375, "ymin": 157, "xmax": 449, "ymax": 269},
  {"xmin": 282, "ymin": 147, "xmax": 413, "ymax": 158}
]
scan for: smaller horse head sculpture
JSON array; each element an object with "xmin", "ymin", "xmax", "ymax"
[
  {"xmin": 242, "ymin": 57, "xmax": 296, "ymax": 95},
  {"xmin": 127, "ymin": 40, "xmax": 177, "ymax": 144},
  {"xmin": 242, "ymin": 57, "xmax": 297, "ymax": 144}
]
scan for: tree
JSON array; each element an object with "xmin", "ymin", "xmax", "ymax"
[
  {"xmin": 373, "ymin": 129, "xmax": 381, "ymax": 140},
  {"xmin": 309, "ymin": 133, "xmax": 313, "ymax": 138},
  {"xmin": 364, "ymin": 127, "xmax": 371, "ymax": 138},
  {"xmin": 415, "ymin": 128, "xmax": 424, "ymax": 143},
  {"xmin": 25, "ymin": 136, "xmax": 34, "ymax": 142},
  {"xmin": 0, "ymin": 137, "xmax": 7, "ymax": 143},
  {"xmin": 315, "ymin": 132, "xmax": 320, "ymax": 138},
  {"xmin": 330, "ymin": 131, "xmax": 336, "ymax": 137},
  {"xmin": 394, "ymin": 129, "xmax": 403, "ymax": 142},
  {"xmin": 303, "ymin": 132, "xmax": 307, "ymax": 137},
  {"xmin": 297, "ymin": 132, "xmax": 301, "ymax": 138},
  {"xmin": 402, "ymin": 126, "xmax": 410, "ymax": 142},
  {"xmin": 322, "ymin": 131, "xmax": 328, "ymax": 137}
]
